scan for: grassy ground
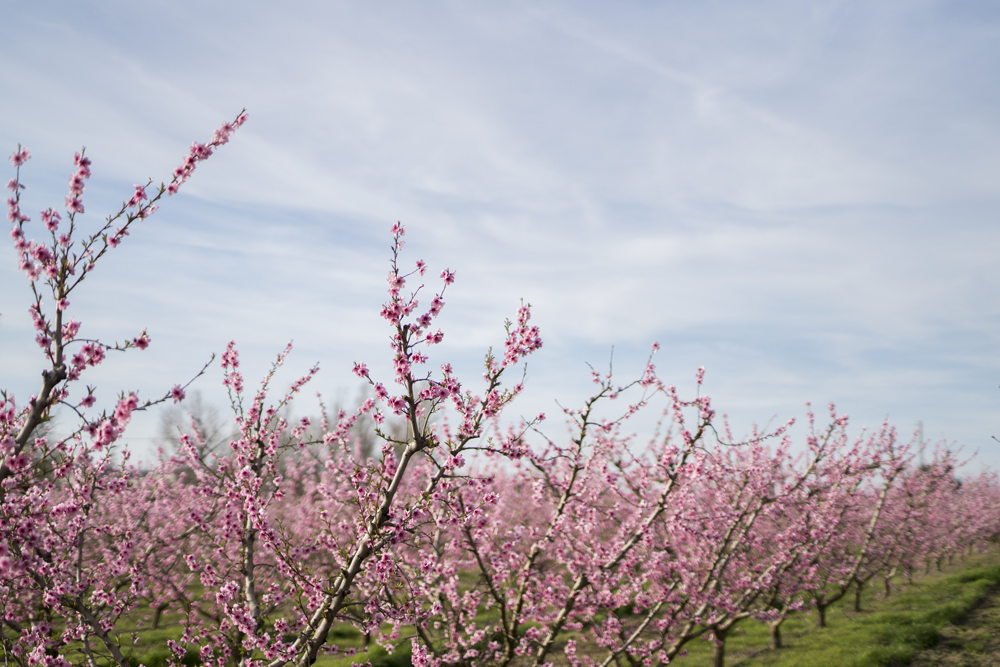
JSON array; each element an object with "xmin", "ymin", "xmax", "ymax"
[
  {"xmin": 668, "ymin": 551, "xmax": 1000, "ymax": 667},
  {"xmin": 909, "ymin": 583, "xmax": 1000, "ymax": 666}
]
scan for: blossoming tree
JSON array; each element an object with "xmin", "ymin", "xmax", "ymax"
[{"xmin": 3, "ymin": 116, "xmax": 998, "ymax": 667}]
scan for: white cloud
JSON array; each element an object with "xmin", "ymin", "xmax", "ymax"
[{"xmin": 2, "ymin": 0, "xmax": 999, "ymax": 470}]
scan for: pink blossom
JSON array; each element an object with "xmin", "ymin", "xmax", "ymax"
[
  {"xmin": 68, "ymin": 174, "xmax": 85, "ymax": 196},
  {"xmin": 41, "ymin": 208, "xmax": 61, "ymax": 231},
  {"xmin": 61, "ymin": 318, "xmax": 80, "ymax": 340},
  {"xmin": 9, "ymin": 147, "xmax": 30, "ymax": 166},
  {"xmin": 127, "ymin": 184, "xmax": 148, "ymax": 208},
  {"xmin": 73, "ymin": 152, "xmax": 91, "ymax": 172},
  {"xmin": 221, "ymin": 340, "xmax": 240, "ymax": 369},
  {"xmin": 65, "ymin": 196, "xmax": 84, "ymax": 214}
]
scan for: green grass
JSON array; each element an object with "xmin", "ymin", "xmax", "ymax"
[{"xmin": 668, "ymin": 551, "xmax": 1000, "ymax": 667}]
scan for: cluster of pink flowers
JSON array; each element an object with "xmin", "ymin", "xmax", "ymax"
[
  {"xmin": 3, "ymin": 116, "xmax": 999, "ymax": 667},
  {"xmin": 166, "ymin": 111, "xmax": 247, "ymax": 196},
  {"xmin": 65, "ymin": 152, "xmax": 91, "ymax": 214}
]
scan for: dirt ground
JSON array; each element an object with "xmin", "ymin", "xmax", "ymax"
[{"xmin": 909, "ymin": 587, "xmax": 1000, "ymax": 667}]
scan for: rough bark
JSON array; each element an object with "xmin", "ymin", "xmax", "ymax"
[
  {"xmin": 816, "ymin": 602, "xmax": 828, "ymax": 628},
  {"xmin": 711, "ymin": 627, "xmax": 729, "ymax": 667},
  {"xmin": 152, "ymin": 603, "xmax": 168, "ymax": 630},
  {"xmin": 768, "ymin": 619, "xmax": 783, "ymax": 650}
]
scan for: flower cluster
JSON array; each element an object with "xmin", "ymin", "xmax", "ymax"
[
  {"xmin": 167, "ymin": 111, "xmax": 247, "ymax": 195},
  {"xmin": 65, "ymin": 152, "xmax": 91, "ymax": 214}
]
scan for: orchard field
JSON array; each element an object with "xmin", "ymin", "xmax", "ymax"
[
  {"xmin": 52, "ymin": 551, "xmax": 1000, "ymax": 667},
  {"xmin": 4, "ymin": 117, "xmax": 1000, "ymax": 667}
]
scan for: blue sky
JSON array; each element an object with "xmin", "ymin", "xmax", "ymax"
[{"xmin": 2, "ymin": 1, "xmax": 999, "ymax": 468}]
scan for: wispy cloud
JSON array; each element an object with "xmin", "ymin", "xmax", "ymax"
[{"xmin": 2, "ymin": 0, "xmax": 999, "ymax": 467}]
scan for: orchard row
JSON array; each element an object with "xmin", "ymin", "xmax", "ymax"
[{"xmin": 3, "ymin": 115, "xmax": 997, "ymax": 667}]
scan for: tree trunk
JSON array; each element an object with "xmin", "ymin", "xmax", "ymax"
[
  {"xmin": 854, "ymin": 582, "xmax": 863, "ymax": 612},
  {"xmin": 711, "ymin": 628, "xmax": 728, "ymax": 667},
  {"xmin": 151, "ymin": 603, "xmax": 168, "ymax": 630},
  {"xmin": 816, "ymin": 602, "xmax": 828, "ymax": 628},
  {"xmin": 768, "ymin": 619, "xmax": 783, "ymax": 650},
  {"xmin": 884, "ymin": 565, "xmax": 897, "ymax": 598}
]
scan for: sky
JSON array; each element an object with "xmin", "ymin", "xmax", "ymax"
[{"xmin": 2, "ymin": 1, "xmax": 999, "ymax": 470}]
